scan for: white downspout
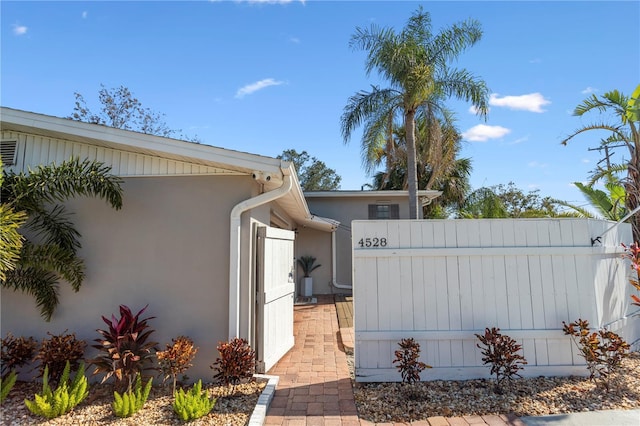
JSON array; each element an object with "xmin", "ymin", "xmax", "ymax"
[
  {"xmin": 228, "ymin": 173, "xmax": 293, "ymax": 339},
  {"xmin": 331, "ymin": 230, "xmax": 352, "ymax": 290}
]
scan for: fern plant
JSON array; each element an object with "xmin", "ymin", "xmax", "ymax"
[
  {"xmin": 24, "ymin": 361, "xmax": 89, "ymax": 419},
  {"xmin": 112, "ymin": 373, "xmax": 153, "ymax": 418},
  {"xmin": 1, "ymin": 371, "xmax": 18, "ymax": 403},
  {"xmin": 173, "ymin": 379, "xmax": 216, "ymax": 421}
]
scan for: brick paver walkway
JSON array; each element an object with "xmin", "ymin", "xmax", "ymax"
[{"xmin": 264, "ymin": 295, "xmax": 525, "ymax": 426}]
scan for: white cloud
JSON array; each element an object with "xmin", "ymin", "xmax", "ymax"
[
  {"xmin": 462, "ymin": 124, "xmax": 511, "ymax": 142},
  {"xmin": 529, "ymin": 58, "xmax": 542, "ymax": 64},
  {"xmin": 235, "ymin": 78, "xmax": 284, "ymax": 98},
  {"xmin": 82, "ymin": 11, "xmax": 88, "ymax": 19},
  {"xmin": 489, "ymin": 93, "xmax": 551, "ymax": 113},
  {"xmin": 468, "ymin": 105, "xmax": 490, "ymax": 115},
  {"xmin": 289, "ymin": 37, "xmax": 301, "ymax": 44},
  {"xmin": 581, "ymin": 158, "xmax": 590, "ymax": 164},
  {"xmin": 12, "ymin": 24, "xmax": 28, "ymax": 35},
  {"xmin": 510, "ymin": 135, "xmax": 529, "ymax": 145},
  {"xmin": 581, "ymin": 86, "xmax": 598, "ymax": 94}
]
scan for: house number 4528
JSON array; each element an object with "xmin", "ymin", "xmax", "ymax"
[{"xmin": 357, "ymin": 237, "xmax": 387, "ymax": 248}]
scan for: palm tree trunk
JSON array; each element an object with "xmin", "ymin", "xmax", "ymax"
[{"xmin": 405, "ymin": 110, "xmax": 420, "ymax": 219}]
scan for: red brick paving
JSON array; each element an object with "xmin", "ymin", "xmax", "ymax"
[{"xmin": 263, "ymin": 295, "xmax": 522, "ymax": 426}]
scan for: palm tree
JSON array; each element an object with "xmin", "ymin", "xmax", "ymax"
[
  {"xmin": 1, "ymin": 158, "xmax": 123, "ymax": 320},
  {"xmin": 371, "ymin": 111, "xmax": 472, "ymax": 218},
  {"xmin": 553, "ymin": 171, "xmax": 627, "ymax": 221},
  {"xmin": 341, "ymin": 6, "xmax": 489, "ymax": 219},
  {"xmin": 561, "ymin": 85, "xmax": 640, "ymax": 240}
]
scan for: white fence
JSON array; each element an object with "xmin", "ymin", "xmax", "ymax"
[{"xmin": 352, "ymin": 218, "xmax": 640, "ymax": 382}]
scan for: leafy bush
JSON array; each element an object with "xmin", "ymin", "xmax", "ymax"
[
  {"xmin": 563, "ymin": 318, "xmax": 630, "ymax": 388},
  {"xmin": 24, "ymin": 361, "xmax": 88, "ymax": 419},
  {"xmin": 392, "ymin": 338, "xmax": 431, "ymax": 384},
  {"xmin": 1, "ymin": 371, "xmax": 17, "ymax": 403},
  {"xmin": 33, "ymin": 330, "xmax": 86, "ymax": 386},
  {"xmin": 157, "ymin": 336, "xmax": 198, "ymax": 394},
  {"xmin": 88, "ymin": 304, "xmax": 158, "ymax": 392},
  {"xmin": 173, "ymin": 379, "xmax": 216, "ymax": 422},
  {"xmin": 211, "ymin": 337, "xmax": 255, "ymax": 387},
  {"xmin": 1, "ymin": 333, "xmax": 37, "ymax": 377},
  {"xmin": 475, "ymin": 327, "xmax": 527, "ymax": 391},
  {"xmin": 621, "ymin": 242, "xmax": 640, "ymax": 309},
  {"xmin": 112, "ymin": 373, "xmax": 153, "ymax": 418}
]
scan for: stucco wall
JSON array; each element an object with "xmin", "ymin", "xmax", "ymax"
[
  {"xmin": 1, "ymin": 175, "xmax": 255, "ymax": 382},
  {"xmin": 302, "ymin": 194, "xmax": 411, "ymax": 293}
]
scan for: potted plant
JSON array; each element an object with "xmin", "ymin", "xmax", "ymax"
[{"xmin": 297, "ymin": 255, "xmax": 321, "ymax": 297}]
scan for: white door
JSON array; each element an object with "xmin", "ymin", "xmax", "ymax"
[{"xmin": 256, "ymin": 226, "xmax": 295, "ymax": 373}]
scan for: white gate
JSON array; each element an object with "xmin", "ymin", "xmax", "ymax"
[
  {"xmin": 352, "ymin": 218, "xmax": 639, "ymax": 382},
  {"xmin": 256, "ymin": 226, "xmax": 295, "ymax": 373}
]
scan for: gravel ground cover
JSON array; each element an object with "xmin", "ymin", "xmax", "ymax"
[
  {"xmin": 351, "ymin": 351, "xmax": 640, "ymax": 423},
  {"xmin": 0, "ymin": 379, "xmax": 266, "ymax": 426}
]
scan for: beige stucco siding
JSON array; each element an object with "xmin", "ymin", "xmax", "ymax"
[
  {"xmin": 1, "ymin": 175, "xmax": 256, "ymax": 382},
  {"xmin": 301, "ymin": 195, "xmax": 411, "ymax": 293}
]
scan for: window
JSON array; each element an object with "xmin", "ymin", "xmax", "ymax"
[{"xmin": 368, "ymin": 204, "xmax": 399, "ymax": 220}]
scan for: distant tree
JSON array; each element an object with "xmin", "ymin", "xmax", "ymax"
[
  {"xmin": 1, "ymin": 158, "xmax": 123, "ymax": 320},
  {"xmin": 459, "ymin": 182, "xmax": 560, "ymax": 218},
  {"xmin": 561, "ymin": 85, "xmax": 640, "ymax": 241},
  {"xmin": 69, "ymin": 85, "xmax": 200, "ymax": 142},
  {"xmin": 277, "ymin": 149, "xmax": 341, "ymax": 191}
]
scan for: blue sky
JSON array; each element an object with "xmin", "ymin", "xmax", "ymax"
[{"xmin": 2, "ymin": 1, "xmax": 639, "ymax": 207}]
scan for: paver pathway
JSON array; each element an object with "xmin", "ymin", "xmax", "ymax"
[{"xmin": 264, "ymin": 295, "xmax": 525, "ymax": 426}]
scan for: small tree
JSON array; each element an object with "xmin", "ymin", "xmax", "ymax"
[
  {"xmin": 70, "ymin": 84, "xmax": 200, "ymax": 142},
  {"xmin": 278, "ymin": 149, "xmax": 341, "ymax": 191},
  {"xmin": 392, "ymin": 338, "xmax": 430, "ymax": 385}
]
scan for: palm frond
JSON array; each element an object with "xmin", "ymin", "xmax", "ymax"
[
  {"xmin": 0, "ymin": 204, "xmax": 27, "ymax": 282},
  {"xmin": 4, "ymin": 158, "xmax": 123, "ymax": 211},
  {"xmin": 19, "ymin": 242, "xmax": 85, "ymax": 292},
  {"xmin": 3, "ymin": 267, "xmax": 60, "ymax": 321},
  {"xmin": 27, "ymin": 204, "xmax": 82, "ymax": 254}
]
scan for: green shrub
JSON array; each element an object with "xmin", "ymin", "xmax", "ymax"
[
  {"xmin": 33, "ymin": 330, "xmax": 86, "ymax": 386},
  {"xmin": 1, "ymin": 333, "xmax": 37, "ymax": 377},
  {"xmin": 24, "ymin": 361, "xmax": 88, "ymax": 419},
  {"xmin": 563, "ymin": 318, "xmax": 630, "ymax": 389},
  {"xmin": 173, "ymin": 379, "xmax": 216, "ymax": 422},
  {"xmin": 210, "ymin": 337, "xmax": 255, "ymax": 387},
  {"xmin": 475, "ymin": 327, "xmax": 527, "ymax": 391},
  {"xmin": 112, "ymin": 373, "xmax": 153, "ymax": 418},
  {"xmin": 1, "ymin": 371, "xmax": 18, "ymax": 403}
]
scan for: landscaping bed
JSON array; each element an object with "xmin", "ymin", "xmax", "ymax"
[
  {"xmin": 351, "ymin": 351, "xmax": 640, "ymax": 422},
  {"xmin": 0, "ymin": 379, "xmax": 266, "ymax": 426}
]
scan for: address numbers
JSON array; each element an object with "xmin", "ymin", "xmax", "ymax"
[{"xmin": 357, "ymin": 237, "xmax": 387, "ymax": 248}]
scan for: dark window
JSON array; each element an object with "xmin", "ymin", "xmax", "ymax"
[{"xmin": 368, "ymin": 204, "xmax": 399, "ymax": 219}]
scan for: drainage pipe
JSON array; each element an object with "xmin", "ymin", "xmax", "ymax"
[
  {"xmin": 330, "ymin": 231, "xmax": 352, "ymax": 290},
  {"xmin": 228, "ymin": 173, "xmax": 292, "ymax": 339}
]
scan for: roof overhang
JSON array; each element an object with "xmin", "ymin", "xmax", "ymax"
[
  {"xmin": 304, "ymin": 190, "xmax": 442, "ymax": 206},
  {"xmin": 0, "ymin": 107, "xmax": 338, "ymax": 231}
]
